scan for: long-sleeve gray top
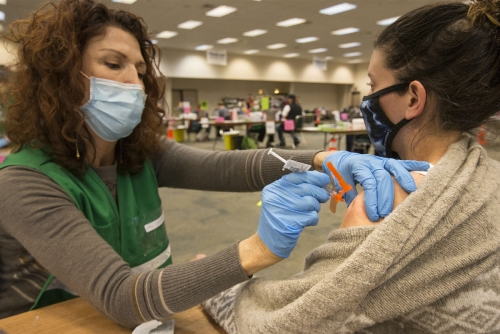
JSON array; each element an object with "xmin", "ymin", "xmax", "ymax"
[{"xmin": 0, "ymin": 139, "xmax": 320, "ymax": 327}]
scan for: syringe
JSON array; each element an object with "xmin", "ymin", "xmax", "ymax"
[{"xmin": 267, "ymin": 148, "xmax": 335, "ymax": 195}]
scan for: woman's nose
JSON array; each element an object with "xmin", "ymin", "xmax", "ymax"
[{"xmin": 123, "ymin": 67, "xmax": 142, "ymax": 85}]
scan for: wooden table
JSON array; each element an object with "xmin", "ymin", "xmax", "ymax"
[
  {"xmin": 298, "ymin": 126, "xmax": 368, "ymax": 149},
  {"xmin": 0, "ymin": 298, "xmax": 226, "ymax": 334}
]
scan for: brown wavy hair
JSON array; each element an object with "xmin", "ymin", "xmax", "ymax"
[{"xmin": 2, "ymin": 0, "xmax": 166, "ymax": 175}]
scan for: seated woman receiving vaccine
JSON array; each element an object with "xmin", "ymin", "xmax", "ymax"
[{"xmin": 202, "ymin": 1, "xmax": 500, "ymax": 333}]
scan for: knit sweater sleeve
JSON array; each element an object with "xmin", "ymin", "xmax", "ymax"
[
  {"xmin": 151, "ymin": 139, "xmax": 321, "ymax": 191},
  {"xmin": 0, "ymin": 166, "xmax": 247, "ymax": 328}
]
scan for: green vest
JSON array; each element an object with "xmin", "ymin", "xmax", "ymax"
[{"xmin": 0, "ymin": 146, "xmax": 172, "ymax": 309}]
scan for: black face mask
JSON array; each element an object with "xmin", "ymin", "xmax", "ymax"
[{"xmin": 359, "ymin": 83, "xmax": 411, "ymax": 158}]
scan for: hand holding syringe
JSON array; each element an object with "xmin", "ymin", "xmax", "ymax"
[{"xmin": 267, "ymin": 149, "xmax": 353, "ymax": 212}]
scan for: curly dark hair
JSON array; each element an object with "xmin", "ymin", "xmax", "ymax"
[
  {"xmin": 2, "ymin": 0, "xmax": 166, "ymax": 175},
  {"xmin": 374, "ymin": 0, "xmax": 500, "ymax": 136}
]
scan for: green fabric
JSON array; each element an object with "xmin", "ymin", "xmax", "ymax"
[
  {"xmin": 1, "ymin": 146, "xmax": 171, "ymax": 308},
  {"xmin": 241, "ymin": 136, "xmax": 258, "ymax": 150}
]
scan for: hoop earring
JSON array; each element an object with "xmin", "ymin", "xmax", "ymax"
[{"xmin": 76, "ymin": 136, "xmax": 80, "ymax": 159}]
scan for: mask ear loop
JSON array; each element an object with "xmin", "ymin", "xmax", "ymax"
[{"xmin": 119, "ymin": 140, "xmax": 123, "ymax": 164}]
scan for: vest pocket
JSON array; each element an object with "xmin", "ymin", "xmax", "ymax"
[
  {"xmin": 126, "ymin": 206, "xmax": 169, "ymax": 262},
  {"xmin": 92, "ymin": 219, "xmax": 120, "ymax": 254}
]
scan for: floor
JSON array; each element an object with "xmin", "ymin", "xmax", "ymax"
[{"xmin": 160, "ymin": 126, "xmax": 500, "ymax": 280}]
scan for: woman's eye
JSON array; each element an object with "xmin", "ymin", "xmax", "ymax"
[
  {"xmin": 138, "ymin": 73, "xmax": 145, "ymax": 80},
  {"xmin": 105, "ymin": 62, "xmax": 121, "ymax": 70}
]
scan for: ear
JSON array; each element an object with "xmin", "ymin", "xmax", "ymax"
[{"xmin": 405, "ymin": 80, "xmax": 426, "ymax": 120}]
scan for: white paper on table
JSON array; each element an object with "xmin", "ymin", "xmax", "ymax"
[
  {"xmin": 265, "ymin": 121, "xmax": 276, "ymax": 134},
  {"xmin": 132, "ymin": 319, "xmax": 174, "ymax": 334}
]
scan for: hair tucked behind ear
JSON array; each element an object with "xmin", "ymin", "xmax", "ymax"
[
  {"xmin": 374, "ymin": 0, "xmax": 500, "ymax": 138},
  {"xmin": 2, "ymin": 0, "xmax": 166, "ymax": 175}
]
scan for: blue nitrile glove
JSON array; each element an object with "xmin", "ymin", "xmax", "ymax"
[
  {"xmin": 257, "ymin": 171, "xmax": 331, "ymax": 258},
  {"xmin": 322, "ymin": 151, "xmax": 429, "ymax": 222}
]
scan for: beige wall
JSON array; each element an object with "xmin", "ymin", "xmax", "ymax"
[{"xmin": 159, "ymin": 48, "xmax": 357, "ymax": 84}]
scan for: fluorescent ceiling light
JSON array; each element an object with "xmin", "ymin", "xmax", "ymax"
[
  {"xmin": 0, "ymin": 11, "xmax": 4, "ymax": 21},
  {"xmin": 267, "ymin": 43, "xmax": 287, "ymax": 49},
  {"xmin": 325, "ymin": 56, "xmax": 334, "ymax": 60},
  {"xmin": 112, "ymin": 0, "xmax": 137, "ymax": 3},
  {"xmin": 332, "ymin": 27, "xmax": 359, "ymax": 35},
  {"xmin": 377, "ymin": 16, "xmax": 400, "ymax": 26},
  {"xmin": 217, "ymin": 37, "xmax": 238, "ymax": 44},
  {"xmin": 284, "ymin": 53, "xmax": 300, "ymax": 58},
  {"xmin": 244, "ymin": 49, "xmax": 259, "ymax": 54},
  {"xmin": 243, "ymin": 29, "xmax": 267, "ymax": 37},
  {"xmin": 320, "ymin": 3, "xmax": 357, "ymax": 15},
  {"xmin": 206, "ymin": 5, "xmax": 237, "ymax": 17},
  {"xmin": 344, "ymin": 52, "xmax": 362, "ymax": 57},
  {"xmin": 178, "ymin": 20, "xmax": 203, "ymax": 30},
  {"xmin": 151, "ymin": 39, "xmax": 158, "ymax": 45},
  {"xmin": 348, "ymin": 59, "xmax": 363, "ymax": 64},
  {"xmin": 308, "ymin": 48, "xmax": 328, "ymax": 53},
  {"xmin": 339, "ymin": 42, "xmax": 361, "ymax": 48},
  {"xmin": 296, "ymin": 37, "xmax": 319, "ymax": 43},
  {"xmin": 156, "ymin": 30, "xmax": 178, "ymax": 39},
  {"xmin": 195, "ymin": 44, "xmax": 213, "ymax": 51},
  {"xmin": 0, "ymin": 0, "xmax": 6, "ymax": 5},
  {"xmin": 276, "ymin": 18, "xmax": 306, "ymax": 27}
]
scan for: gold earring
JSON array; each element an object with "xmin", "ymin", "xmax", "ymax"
[{"xmin": 76, "ymin": 138, "xmax": 80, "ymax": 159}]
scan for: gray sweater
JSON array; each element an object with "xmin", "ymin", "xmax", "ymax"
[
  {"xmin": 0, "ymin": 139, "xmax": 319, "ymax": 327},
  {"xmin": 204, "ymin": 136, "xmax": 500, "ymax": 333}
]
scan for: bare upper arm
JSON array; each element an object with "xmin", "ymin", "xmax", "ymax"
[{"xmin": 340, "ymin": 172, "xmax": 424, "ymax": 228}]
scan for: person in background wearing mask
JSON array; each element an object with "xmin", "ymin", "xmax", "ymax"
[
  {"xmin": 202, "ymin": 1, "xmax": 500, "ymax": 332},
  {"xmin": 277, "ymin": 94, "xmax": 302, "ymax": 147},
  {"xmin": 0, "ymin": 0, "xmax": 426, "ymax": 328}
]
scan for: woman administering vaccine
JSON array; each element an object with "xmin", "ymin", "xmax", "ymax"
[{"xmin": 0, "ymin": 0, "xmax": 424, "ymax": 327}]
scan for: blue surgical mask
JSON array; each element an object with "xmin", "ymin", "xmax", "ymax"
[
  {"xmin": 359, "ymin": 83, "xmax": 411, "ymax": 158},
  {"xmin": 80, "ymin": 72, "xmax": 146, "ymax": 142}
]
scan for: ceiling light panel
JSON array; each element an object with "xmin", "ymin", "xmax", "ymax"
[
  {"xmin": 344, "ymin": 52, "xmax": 362, "ymax": 57},
  {"xmin": 377, "ymin": 16, "xmax": 400, "ymax": 26},
  {"xmin": 320, "ymin": 3, "xmax": 357, "ymax": 15},
  {"xmin": 276, "ymin": 18, "xmax": 306, "ymax": 27},
  {"xmin": 267, "ymin": 43, "xmax": 287, "ymax": 49},
  {"xmin": 339, "ymin": 42, "xmax": 361, "ymax": 48},
  {"xmin": 244, "ymin": 50, "xmax": 260, "ymax": 54},
  {"xmin": 284, "ymin": 53, "xmax": 300, "ymax": 58},
  {"xmin": 296, "ymin": 37, "xmax": 319, "ymax": 43},
  {"xmin": 195, "ymin": 44, "xmax": 213, "ymax": 51},
  {"xmin": 308, "ymin": 48, "xmax": 328, "ymax": 53},
  {"xmin": 206, "ymin": 5, "xmax": 237, "ymax": 17},
  {"xmin": 217, "ymin": 38, "xmax": 238, "ymax": 44},
  {"xmin": 156, "ymin": 30, "xmax": 178, "ymax": 39},
  {"xmin": 243, "ymin": 29, "xmax": 268, "ymax": 37},
  {"xmin": 332, "ymin": 27, "xmax": 359, "ymax": 35},
  {"xmin": 348, "ymin": 59, "xmax": 363, "ymax": 63},
  {"xmin": 112, "ymin": 0, "xmax": 137, "ymax": 3},
  {"xmin": 0, "ymin": 0, "xmax": 6, "ymax": 4},
  {"xmin": 0, "ymin": 11, "xmax": 4, "ymax": 21},
  {"xmin": 178, "ymin": 20, "xmax": 203, "ymax": 29}
]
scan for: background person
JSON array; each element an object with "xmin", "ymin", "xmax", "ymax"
[
  {"xmin": 202, "ymin": 1, "xmax": 500, "ymax": 332},
  {"xmin": 277, "ymin": 94, "xmax": 302, "ymax": 147}
]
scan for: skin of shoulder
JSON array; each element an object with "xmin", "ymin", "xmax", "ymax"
[{"xmin": 340, "ymin": 172, "xmax": 424, "ymax": 228}]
